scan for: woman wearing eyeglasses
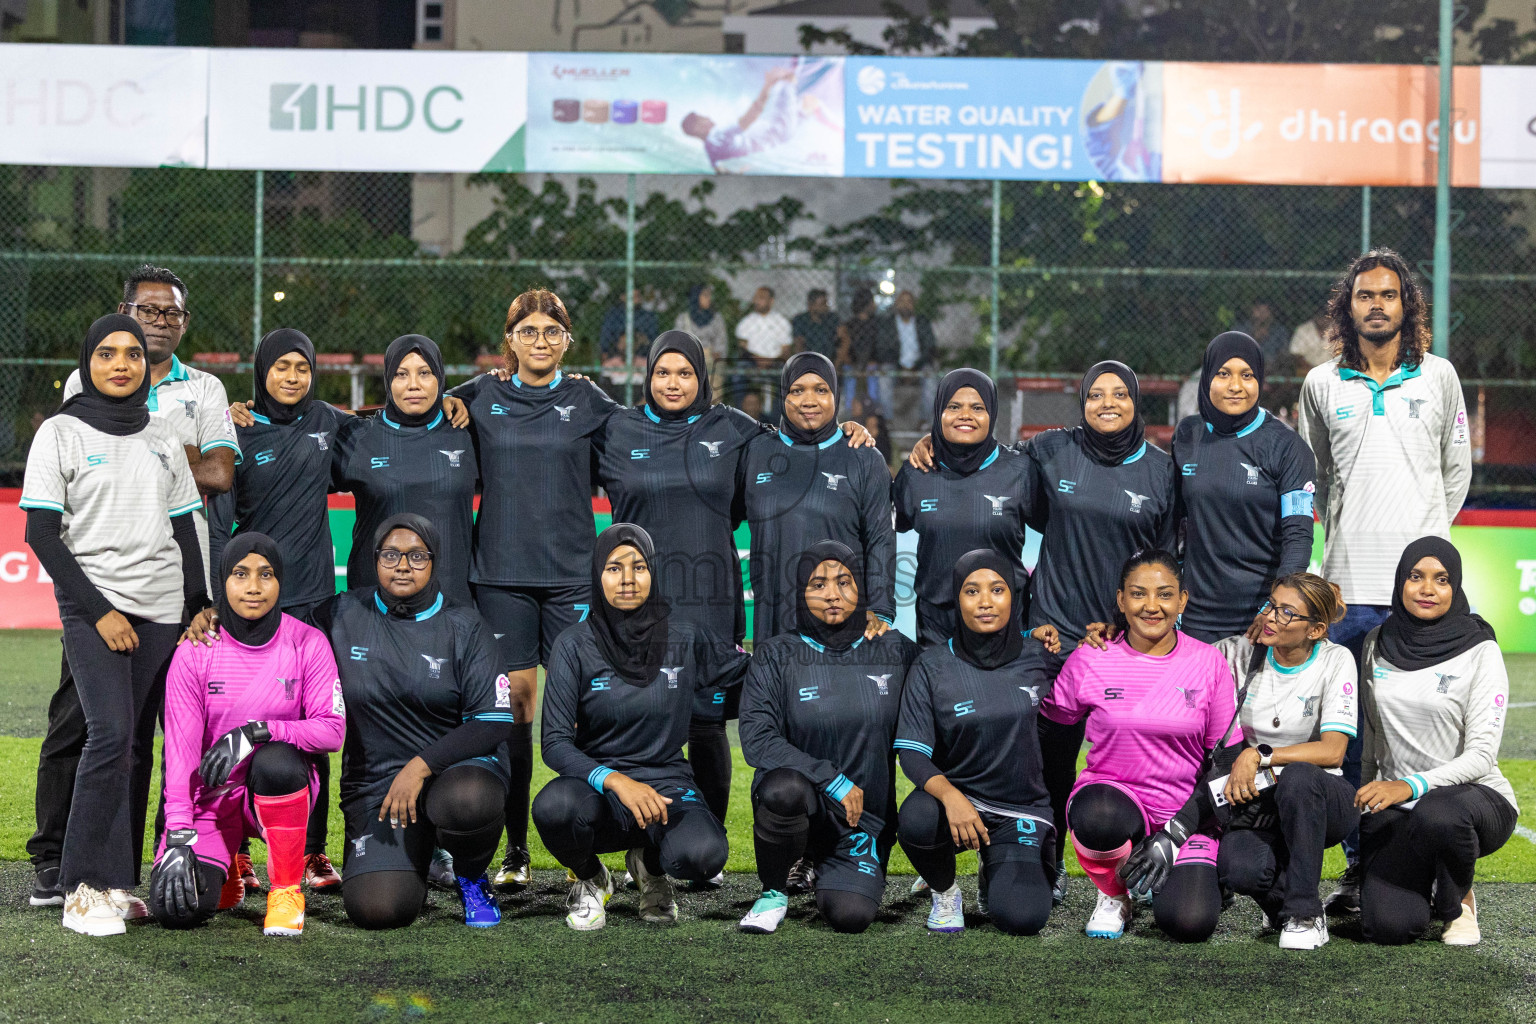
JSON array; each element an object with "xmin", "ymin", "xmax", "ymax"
[
  {"xmin": 445, "ymin": 289, "xmax": 621, "ymax": 894},
  {"xmin": 1210, "ymin": 572, "xmax": 1358, "ymax": 951},
  {"xmin": 1173, "ymin": 332, "xmax": 1318, "ymax": 643},
  {"xmin": 315, "ymin": 514, "xmax": 513, "ymax": 931}
]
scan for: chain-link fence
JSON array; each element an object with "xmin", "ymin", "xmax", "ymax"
[{"xmin": 3, "ymin": 163, "xmax": 1534, "ymax": 496}]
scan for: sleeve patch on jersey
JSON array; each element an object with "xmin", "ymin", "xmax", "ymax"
[
  {"xmin": 331, "ymin": 678, "xmax": 346, "ymax": 716},
  {"xmin": 495, "ymin": 673, "xmax": 512, "ymax": 709},
  {"xmin": 1280, "ymin": 490, "xmax": 1314, "ymax": 518}
]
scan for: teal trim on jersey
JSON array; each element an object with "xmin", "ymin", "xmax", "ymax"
[
  {"xmin": 1321, "ymin": 723, "xmax": 1358, "ymax": 737},
  {"xmin": 1338, "ymin": 363, "xmax": 1424, "ymax": 416},
  {"xmin": 169, "ymin": 500, "xmax": 204, "ymax": 517},
  {"xmin": 145, "ymin": 355, "xmax": 191, "ymax": 413},
  {"xmin": 1267, "ymin": 642, "xmax": 1320, "ymax": 675},
  {"xmin": 778, "ymin": 430, "xmax": 843, "ymax": 450},
  {"xmin": 18, "ymin": 497, "xmax": 65, "ymax": 512},
  {"xmin": 798, "ymin": 633, "xmax": 865, "ymax": 654},
  {"xmin": 826, "ymin": 774, "xmax": 855, "ymax": 801},
  {"xmin": 1235, "ymin": 408, "xmax": 1268, "ymax": 437},
  {"xmin": 938, "ymin": 446, "xmax": 1001, "ymax": 473},
  {"xmin": 471, "ymin": 712, "xmax": 518, "ymax": 723},
  {"xmin": 373, "ymin": 591, "xmax": 445, "ymax": 621},
  {"xmin": 588, "ymin": 766, "xmax": 614, "ymax": 792},
  {"xmin": 250, "ymin": 411, "xmax": 272, "ymax": 424},
  {"xmin": 893, "ymin": 739, "xmax": 934, "ymax": 757},
  {"xmin": 1122, "ymin": 441, "xmax": 1148, "ymax": 465},
  {"xmin": 643, "ymin": 404, "xmax": 701, "ymax": 425},
  {"xmin": 200, "ymin": 438, "xmax": 242, "ymax": 464},
  {"xmin": 1403, "ymin": 773, "xmax": 1429, "ymax": 799},
  {"xmin": 379, "ymin": 409, "xmax": 445, "ymax": 431},
  {"xmin": 511, "ymin": 370, "xmax": 563, "ymax": 390}
]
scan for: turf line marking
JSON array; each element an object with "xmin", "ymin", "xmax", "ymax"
[
  {"xmin": 1517, "ymin": 825, "xmax": 1536, "ymax": 847},
  {"xmin": 1508, "ymin": 701, "xmax": 1536, "ymax": 709}
]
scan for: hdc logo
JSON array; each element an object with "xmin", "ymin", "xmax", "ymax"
[{"xmin": 269, "ymin": 84, "xmax": 464, "ymax": 133}]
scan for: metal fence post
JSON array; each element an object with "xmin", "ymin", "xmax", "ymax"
[
  {"xmin": 252, "ymin": 169, "xmax": 264, "ymax": 352},
  {"xmin": 1360, "ymin": 185, "xmax": 1371, "ymax": 253},
  {"xmin": 989, "ymin": 178, "xmax": 1001, "ymax": 381},
  {"xmin": 1432, "ymin": 0, "xmax": 1452, "ymax": 358},
  {"xmin": 624, "ymin": 172, "xmax": 637, "ymax": 406}
]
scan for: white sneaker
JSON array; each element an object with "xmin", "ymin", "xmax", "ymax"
[
  {"xmin": 427, "ymin": 848, "xmax": 455, "ymax": 890},
  {"xmin": 1443, "ymin": 892, "xmax": 1480, "ymax": 946},
  {"xmin": 108, "ymin": 889, "xmax": 149, "ymax": 921},
  {"xmin": 909, "ymin": 876, "xmax": 930, "ymax": 895},
  {"xmin": 1086, "ymin": 890, "xmax": 1133, "ymax": 938},
  {"xmin": 63, "ymin": 884, "xmax": 126, "ymax": 937},
  {"xmin": 926, "ymin": 884, "xmax": 964, "ymax": 933},
  {"xmin": 739, "ymin": 890, "xmax": 789, "ymax": 934},
  {"xmin": 1278, "ymin": 915, "xmax": 1329, "ymax": 950},
  {"xmin": 687, "ymin": 871, "xmax": 724, "ymax": 891},
  {"xmin": 564, "ymin": 864, "xmax": 613, "ymax": 932},
  {"xmin": 1261, "ymin": 909, "xmax": 1280, "ymax": 933},
  {"xmin": 626, "ymin": 849, "xmax": 678, "ymax": 924}
]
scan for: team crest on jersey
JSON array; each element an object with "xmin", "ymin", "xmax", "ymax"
[
  {"xmin": 495, "ymin": 673, "xmax": 512, "ymax": 709},
  {"xmin": 1240, "ymin": 463, "xmax": 1262, "ymax": 486},
  {"xmin": 1296, "ymin": 695, "xmax": 1318, "ymax": 717},
  {"xmin": 698, "ymin": 440, "xmax": 724, "ymax": 458},
  {"xmin": 868, "ymin": 674, "xmax": 891, "ymax": 696},
  {"xmin": 421, "ymin": 654, "xmax": 447, "ymax": 679},
  {"xmin": 439, "ymin": 450, "xmax": 465, "ymax": 468},
  {"xmin": 660, "ymin": 666, "xmax": 683, "ymax": 689},
  {"xmin": 309, "ymin": 431, "xmax": 330, "ymax": 450},
  {"xmin": 1403, "ymin": 397, "xmax": 1427, "ymax": 419},
  {"xmin": 177, "ymin": 398, "xmax": 198, "ymax": 419},
  {"xmin": 1019, "ymin": 685, "xmax": 1040, "ymax": 706},
  {"xmin": 331, "ymin": 679, "xmax": 345, "ymax": 716},
  {"xmin": 1124, "ymin": 490, "xmax": 1149, "ymax": 514},
  {"xmin": 555, "ymin": 405, "xmax": 575, "ymax": 422},
  {"xmin": 151, "ymin": 449, "xmax": 171, "ymax": 471},
  {"xmin": 352, "ymin": 836, "xmax": 369, "ymax": 855},
  {"xmin": 822, "ymin": 473, "xmax": 846, "ymax": 491},
  {"xmin": 1436, "ymin": 672, "xmax": 1457, "ymax": 695},
  {"xmin": 1173, "ymin": 685, "xmax": 1196, "ymax": 709},
  {"xmin": 280, "ymin": 677, "xmax": 295, "ymax": 700},
  {"xmin": 983, "ymin": 494, "xmax": 1008, "ymax": 516}
]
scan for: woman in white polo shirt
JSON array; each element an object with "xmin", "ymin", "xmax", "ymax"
[
  {"xmin": 1357, "ymin": 536, "xmax": 1517, "ymax": 947},
  {"xmin": 1213, "ymin": 572, "xmax": 1358, "ymax": 951},
  {"xmin": 21, "ymin": 313, "xmax": 208, "ymax": 937}
]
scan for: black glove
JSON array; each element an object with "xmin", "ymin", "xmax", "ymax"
[
  {"xmin": 198, "ymin": 721, "xmax": 271, "ymax": 787},
  {"xmin": 1118, "ymin": 829, "xmax": 1180, "ymax": 899},
  {"xmin": 152, "ymin": 830, "xmax": 202, "ymax": 919}
]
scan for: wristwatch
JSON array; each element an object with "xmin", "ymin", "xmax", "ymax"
[{"xmin": 1256, "ymin": 744, "xmax": 1274, "ymax": 769}]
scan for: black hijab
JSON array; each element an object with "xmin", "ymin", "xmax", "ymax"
[
  {"xmin": 1198, "ymin": 331, "xmax": 1265, "ymax": 435},
  {"xmin": 253, "ymin": 328, "xmax": 317, "ymax": 426},
  {"xmin": 372, "ymin": 513, "xmax": 443, "ymax": 619},
  {"xmin": 951, "ymin": 549, "xmax": 1024, "ymax": 670},
  {"xmin": 590, "ymin": 523, "xmax": 672, "ymax": 685},
  {"xmin": 216, "ymin": 532, "xmax": 285, "ymax": 648},
  {"xmin": 1075, "ymin": 360, "xmax": 1145, "ymax": 467},
  {"xmin": 779, "ymin": 352, "xmax": 839, "ymax": 446},
  {"xmin": 687, "ymin": 285, "xmax": 716, "ymax": 328},
  {"xmin": 1376, "ymin": 536, "xmax": 1496, "ymax": 672},
  {"xmin": 58, "ymin": 313, "xmax": 152, "ymax": 436},
  {"xmin": 794, "ymin": 540, "xmax": 867, "ymax": 651},
  {"xmin": 383, "ymin": 334, "xmax": 445, "ymax": 428},
  {"xmin": 931, "ymin": 368, "xmax": 998, "ymax": 475},
  {"xmin": 643, "ymin": 330, "xmax": 713, "ymax": 421}
]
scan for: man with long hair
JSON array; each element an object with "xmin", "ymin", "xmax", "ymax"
[{"xmin": 1297, "ymin": 247, "xmax": 1472, "ymax": 913}]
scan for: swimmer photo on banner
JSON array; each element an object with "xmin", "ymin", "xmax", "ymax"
[
  {"xmin": 843, "ymin": 57, "xmax": 1163, "ymax": 182},
  {"xmin": 525, "ymin": 53, "xmax": 845, "ymax": 176}
]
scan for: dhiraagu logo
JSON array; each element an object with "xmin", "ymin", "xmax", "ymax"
[{"xmin": 270, "ymin": 83, "xmax": 464, "ymax": 133}]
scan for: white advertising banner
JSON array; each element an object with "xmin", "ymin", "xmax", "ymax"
[
  {"xmin": 0, "ymin": 43, "xmax": 208, "ymax": 168},
  {"xmin": 1479, "ymin": 66, "xmax": 1536, "ymax": 189},
  {"xmin": 206, "ymin": 49, "xmax": 527, "ymax": 172}
]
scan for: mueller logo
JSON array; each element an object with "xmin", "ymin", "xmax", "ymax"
[
  {"xmin": 550, "ymin": 66, "xmax": 631, "ymax": 81},
  {"xmin": 269, "ymin": 83, "xmax": 464, "ymax": 133}
]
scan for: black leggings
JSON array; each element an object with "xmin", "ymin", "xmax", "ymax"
[
  {"xmin": 1067, "ymin": 783, "xmax": 1221, "ymax": 944},
  {"xmin": 343, "ymin": 765, "xmax": 506, "ymax": 931},
  {"xmin": 532, "ymin": 775, "xmax": 728, "ymax": 882},
  {"xmin": 688, "ymin": 717, "xmax": 732, "ymax": 825},
  {"xmin": 897, "ymin": 791, "xmax": 1052, "ymax": 936},
  {"xmin": 750, "ymin": 768, "xmax": 880, "ymax": 934},
  {"xmin": 1360, "ymin": 783, "xmax": 1518, "ymax": 945},
  {"xmin": 149, "ymin": 743, "xmax": 312, "ymax": 929},
  {"xmin": 503, "ymin": 722, "xmax": 534, "ymax": 851}
]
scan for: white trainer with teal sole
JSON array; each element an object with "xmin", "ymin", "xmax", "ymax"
[
  {"xmin": 1086, "ymin": 891, "xmax": 1133, "ymax": 938},
  {"xmin": 739, "ymin": 890, "xmax": 790, "ymax": 933}
]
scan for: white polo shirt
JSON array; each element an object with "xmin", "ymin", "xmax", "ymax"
[
  {"xmin": 21, "ymin": 415, "xmax": 203, "ymax": 623},
  {"xmin": 1218, "ymin": 635, "xmax": 1358, "ymax": 774},
  {"xmin": 735, "ymin": 310, "xmax": 793, "ymax": 360},
  {"xmin": 1297, "ymin": 353, "xmax": 1470, "ymax": 606},
  {"xmin": 65, "ymin": 354, "xmax": 240, "ymax": 581}
]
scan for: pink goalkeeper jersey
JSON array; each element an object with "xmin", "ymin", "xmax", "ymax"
[
  {"xmin": 1042, "ymin": 631, "xmax": 1236, "ymax": 826},
  {"xmin": 162, "ymin": 614, "xmax": 345, "ymax": 831}
]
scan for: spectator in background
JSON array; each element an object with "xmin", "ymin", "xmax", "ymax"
[
  {"xmin": 674, "ymin": 284, "xmax": 730, "ymax": 369},
  {"xmin": 879, "ymin": 290, "xmax": 939, "ymax": 416},
  {"xmin": 1235, "ymin": 301, "xmax": 1290, "ymax": 371},
  {"xmin": 863, "ymin": 407, "xmax": 893, "ymax": 471},
  {"xmin": 791, "ymin": 289, "xmax": 840, "ymax": 361},
  {"xmin": 839, "ymin": 288, "xmax": 880, "ymax": 413},
  {"xmin": 738, "ymin": 391, "xmax": 764, "ymax": 422},
  {"xmin": 736, "ymin": 287, "xmax": 792, "ymax": 412},
  {"xmin": 1289, "ymin": 311, "xmax": 1334, "ymax": 374},
  {"xmin": 600, "ymin": 288, "xmax": 660, "ymax": 368}
]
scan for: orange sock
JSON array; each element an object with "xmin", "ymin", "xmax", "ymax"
[{"xmin": 253, "ymin": 789, "xmax": 311, "ymax": 891}]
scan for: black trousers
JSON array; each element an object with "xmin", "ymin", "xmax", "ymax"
[
  {"xmin": 55, "ymin": 600, "xmax": 180, "ymax": 893},
  {"xmin": 1359, "ymin": 783, "xmax": 1517, "ymax": 945},
  {"xmin": 1217, "ymin": 762, "xmax": 1357, "ymax": 922},
  {"xmin": 532, "ymin": 775, "xmax": 729, "ymax": 883},
  {"xmin": 688, "ymin": 717, "xmax": 733, "ymax": 826}
]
